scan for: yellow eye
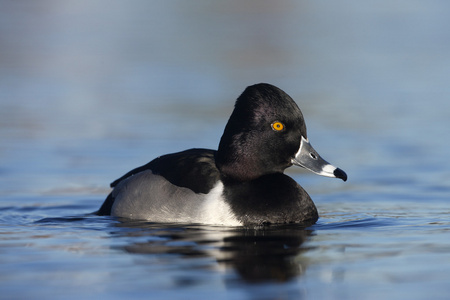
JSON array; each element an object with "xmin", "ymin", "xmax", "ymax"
[{"xmin": 271, "ymin": 121, "xmax": 285, "ymax": 132}]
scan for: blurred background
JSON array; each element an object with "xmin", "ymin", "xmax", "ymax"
[{"xmin": 1, "ymin": 0, "xmax": 449, "ymax": 199}]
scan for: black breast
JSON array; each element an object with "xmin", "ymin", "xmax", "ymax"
[{"xmin": 223, "ymin": 173, "xmax": 318, "ymax": 226}]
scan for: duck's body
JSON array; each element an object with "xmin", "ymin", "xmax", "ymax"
[{"xmin": 97, "ymin": 83, "xmax": 347, "ymax": 226}]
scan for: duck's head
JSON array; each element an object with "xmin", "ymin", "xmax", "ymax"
[{"xmin": 216, "ymin": 83, "xmax": 347, "ymax": 182}]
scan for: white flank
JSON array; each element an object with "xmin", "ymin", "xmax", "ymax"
[{"xmin": 200, "ymin": 181, "xmax": 242, "ymax": 226}]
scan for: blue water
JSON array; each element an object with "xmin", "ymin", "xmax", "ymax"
[{"xmin": 1, "ymin": 1, "xmax": 450, "ymax": 299}]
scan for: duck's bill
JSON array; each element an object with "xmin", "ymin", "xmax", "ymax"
[{"xmin": 292, "ymin": 136, "xmax": 347, "ymax": 182}]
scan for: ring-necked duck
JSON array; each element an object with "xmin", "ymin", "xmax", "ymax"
[{"xmin": 97, "ymin": 83, "xmax": 347, "ymax": 226}]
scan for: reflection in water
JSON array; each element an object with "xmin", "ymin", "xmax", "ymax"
[
  {"xmin": 221, "ymin": 230, "xmax": 310, "ymax": 282},
  {"xmin": 114, "ymin": 220, "xmax": 312, "ymax": 283}
]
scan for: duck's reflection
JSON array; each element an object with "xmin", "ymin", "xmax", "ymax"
[
  {"xmin": 113, "ymin": 220, "xmax": 313, "ymax": 283},
  {"xmin": 220, "ymin": 229, "xmax": 310, "ymax": 282}
]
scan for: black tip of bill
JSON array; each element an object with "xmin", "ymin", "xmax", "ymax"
[{"xmin": 334, "ymin": 168, "xmax": 348, "ymax": 182}]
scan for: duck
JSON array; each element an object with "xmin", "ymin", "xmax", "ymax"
[{"xmin": 97, "ymin": 83, "xmax": 347, "ymax": 226}]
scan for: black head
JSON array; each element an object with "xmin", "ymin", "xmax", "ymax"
[{"xmin": 216, "ymin": 83, "xmax": 307, "ymax": 181}]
